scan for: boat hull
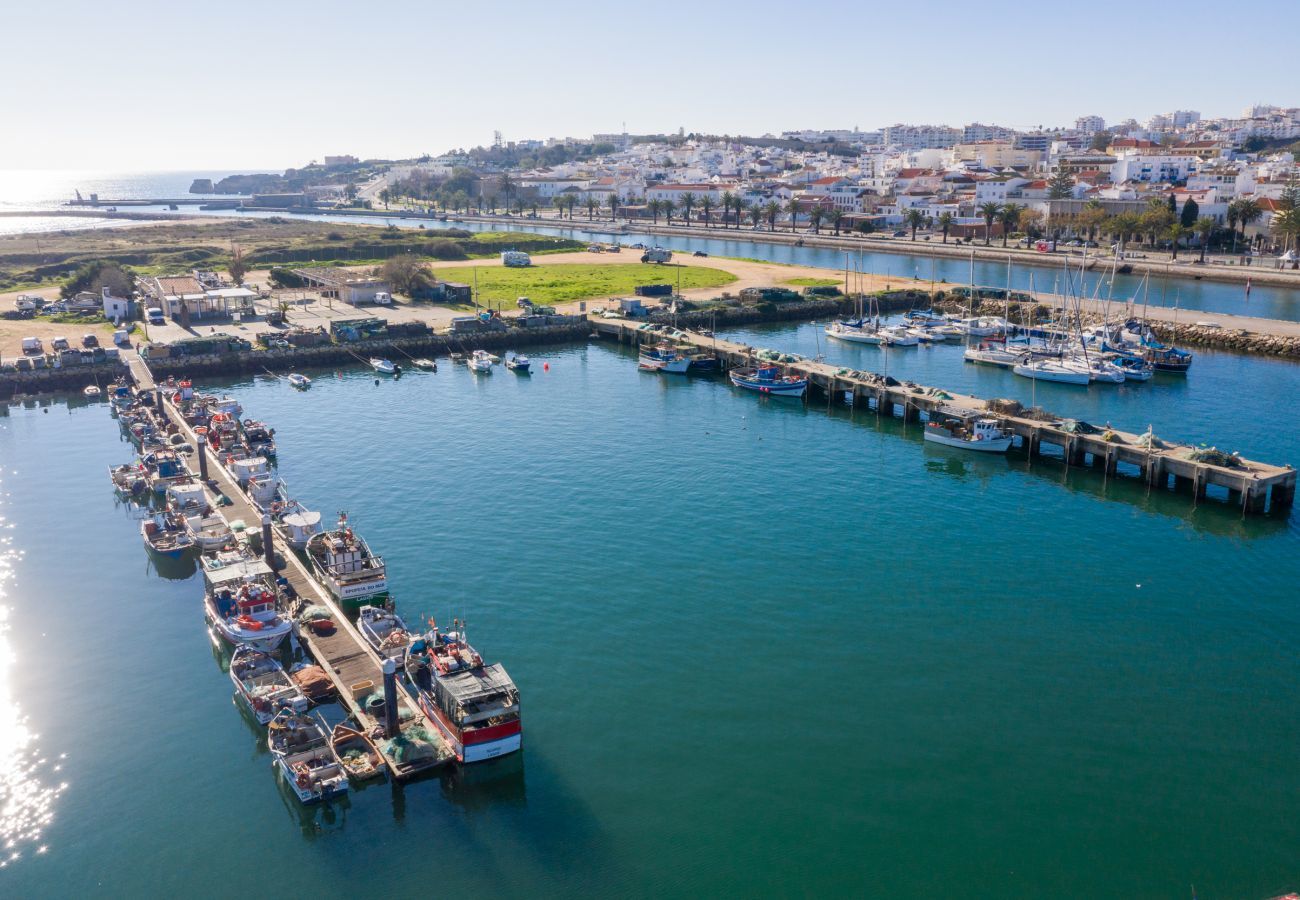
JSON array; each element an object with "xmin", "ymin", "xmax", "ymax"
[
  {"xmin": 416, "ymin": 694, "xmax": 522, "ymax": 764},
  {"xmin": 729, "ymin": 373, "xmax": 807, "ymax": 397},
  {"xmin": 825, "ymin": 326, "xmax": 884, "ymax": 345},
  {"xmin": 1012, "ymin": 363, "xmax": 1090, "ymax": 385},
  {"xmin": 924, "ymin": 429, "xmax": 1013, "ymax": 453},
  {"xmin": 274, "ymin": 756, "xmax": 349, "ymax": 805}
]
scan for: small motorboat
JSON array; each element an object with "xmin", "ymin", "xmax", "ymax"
[
  {"xmin": 370, "ymin": 358, "xmax": 397, "ymax": 375},
  {"xmin": 467, "ymin": 350, "xmax": 494, "ymax": 374},
  {"xmin": 230, "ymin": 645, "xmax": 309, "ymax": 725},
  {"xmin": 203, "ymin": 563, "xmax": 294, "ymax": 652},
  {"xmin": 358, "ymin": 605, "xmax": 411, "ymax": 662},
  {"xmin": 505, "ymin": 354, "xmax": 531, "ymax": 373},
  {"xmin": 268, "ymin": 710, "xmax": 349, "ymax": 804},
  {"xmin": 1115, "ymin": 357, "xmax": 1154, "ymax": 381},
  {"xmin": 330, "ymin": 723, "xmax": 384, "ymax": 782},
  {"xmin": 924, "ymin": 413, "xmax": 1014, "ymax": 453},
  {"xmin": 411, "ymin": 358, "xmax": 437, "ymax": 371},
  {"xmin": 109, "ymin": 462, "xmax": 149, "ymax": 498},
  {"xmin": 639, "ymin": 342, "xmax": 691, "ymax": 373},
  {"xmin": 141, "ymin": 511, "xmax": 194, "ymax": 559},
  {"xmin": 83, "ymin": 385, "xmax": 102, "ymax": 398},
  {"xmin": 729, "ymin": 364, "xmax": 807, "ymax": 398},
  {"xmin": 287, "ymin": 373, "xmax": 311, "ymax": 389}
]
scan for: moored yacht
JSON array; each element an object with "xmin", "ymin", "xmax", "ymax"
[
  {"xmin": 825, "ymin": 318, "xmax": 885, "ymax": 345},
  {"xmin": 1012, "ymin": 357, "xmax": 1091, "ymax": 385}
]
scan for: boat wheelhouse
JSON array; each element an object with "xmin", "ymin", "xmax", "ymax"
[
  {"xmin": 638, "ymin": 342, "xmax": 692, "ymax": 373},
  {"xmin": 229, "ymin": 645, "xmax": 309, "ymax": 724},
  {"xmin": 924, "ymin": 410, "xmax": 1014, "ymax": 453},
  {"xmin": 267, "ymin": 710, "xmax": 349, "ymax": 804},
  {"xmin": 305, "ymin": 514, "xmax": 387, "ymax": 605},
  {"xmin": 202, "ymin": 559, "xmax": 293, "ymax": 652}
]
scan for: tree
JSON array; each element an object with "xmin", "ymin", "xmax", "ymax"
[
  {"xmin": 585, "ymin": 196, "xmax": 598, "ymax": 221},
  {"xmin": 1193, "ymin": 216, "xmax": 1216, "ymax": 263},
  {"xmin": 749, "ymin": 203, "xmax": 763, "ymax": 228},
  {"xmin": 1167, "ymin": 194, "xmax": 1178, "ymax": 217},
  {"xmin": 720, "ymin": 191, "xmax": 736, "ymax": 227},
  {"xmin": 1280, "ymin": 176, "xmax": 1300, "ymax": 211},
  {"xmin": 1019, "ymin": 207, "xmax": 1044, "ymax": 243},
  {"xmin": 1077, "ymin": 200, "xmax": 1107, "ymax": 241},
  {"xmin": 1109, "ymin": 213, "xmax": 1141, "ymax": 254},
  {"xmin": 764, "ymin": 200, "xmax": 781, "ymax": 232},
  {"xmin": 977, "ymin": 201, "xmax": 1002, "ymax": 245},
  {"xmin": 499, "ymin": 173, "xmax": 514, "ymax": 211},
  {"xmin": 903, "ymin": 208, "xmax": 926, "ymax": 241},
  {"xmin": 1166, "ymin": 223, "xmax": 1188, "ymax": 260},
  {"xmin": 808, "ymin": 207, "xmax": 825, "ymax": 234},
  {"xmin": 648, "ymin": 199, "xmax": 662, "ymax": 225},
  {"xmin": 382, "ymin": 255, "xmax": 436, "ymax": 298},
  {"xmin": 378, "ymin": 188, "xmax": 392, "ymax": 209},
  {"xmin": 607, "ymin": 192, "xmax": 619, "ymax": 221},
  {"xmin": 552, "ymin": 196, "xmax": 567, "ymax": 219},
  {"xmin": 1235, "ymin": 198, "xmax": 1261, "ymax": 250},
  {"xmin": 228, "ymin": 248, "xmax": 248, "ymax": 286},
  {"xmin": 1141, "ymin": 199, "xmax": 1175, "ymax": 248},
  {"xmin": 344, "ymin": 182, "xmax": 358, "ymax": 202},
  {"xmin": 1089, "ymin": 131, "xmax": 1112, "ymax": 152},
  {"xmin": 1047, "ymin": 168, "xmax": 1074, "ymax": 199},
  {"xmin": 997, "ymin": 204, "xmax": 1022, "ymax": 247},
  {"xmin": 699, "ymin": 194, "xmax": 714, "ymax": 227},
  {"xmin": 60, "ymin": 259, "xmax": 133, "ymax": 300},
  {"xmin": 829, "ymin": 209, "xmax": 844, "ymax": 236},
  {"xmin": 936, "ymin": 211, "xmax": 954, "ymax": 243},
  {"xmin": 1272, "ymin": 207, "xmax": 1300, "ymax": 253},
  {"xmin": 785, "ymin": 197, "xmax": 802, "ymax": 231},
  {"xmin": 1226, "ymin": 199, "xmax": 1241, "ymax": 252},
  {"xmin": 1180, "ymin": 196, "xmax": 1199, "ymax": 228},
  {"xmin": 663, "ymin": 199, "xmax": 677, "ymax": 227},
  {"xmin": 679, "ymin": 191, "xmax": 696, "ymax": 225}
]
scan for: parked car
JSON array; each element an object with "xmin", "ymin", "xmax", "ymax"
[
  {"xmin": 82, "ymin": 334, "xmax": 99, "ymax": 348},
  {"xmin": 693, "ymin": 250, "xmax": 708, "ymax": 257},
  {"xmin": 21, "ymin": 337, "xmax": 43, "ymax": 355},
  {"xmin": 51, "ymin": 336, "xmax": 70, "ymax": 351},
  {"xmin": 892, "ymin": 230, "xmax": 907, "ymax": 237}
]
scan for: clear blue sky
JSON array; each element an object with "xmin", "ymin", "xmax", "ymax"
[{"xmin": 2, "ymin": 0, "xmax": 1293, "ymax": 172}]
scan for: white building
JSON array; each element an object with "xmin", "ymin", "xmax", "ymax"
[{"xmin": 1075, "ymin": 115, "xmax": 1106, "ymax": 134}]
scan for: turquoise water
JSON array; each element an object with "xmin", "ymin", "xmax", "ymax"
[{"xmin": 1, "ymin": 340, "xmax": 1298, "ymax": 898}]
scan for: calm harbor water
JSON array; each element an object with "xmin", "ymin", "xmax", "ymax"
[{"xmin": 1, "ymin": 337, "xmax": 1297, "ymax": 897}]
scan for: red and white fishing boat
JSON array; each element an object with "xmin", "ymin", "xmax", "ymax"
[{"xmin": 404, "ymin": 620, "xmax": 521, "ymax": 763}]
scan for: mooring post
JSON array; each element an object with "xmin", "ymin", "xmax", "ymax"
[
  {"xmin": 194, "ymin": 426, "xmax": 209, "ymax": 481},
  {"xmin": 261, "ymin": 514, "xmax": 275, "ymax": 569},
  {"xmin": 382, "ymin": 658, "xmax": 399, "ymax": 738}
]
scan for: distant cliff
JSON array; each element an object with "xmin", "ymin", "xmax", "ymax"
[
  {"xmin": 191, "ymin": 173, "xmax": 290, "ymax": 195},
  {"xmin": 189, "ymin": 178, "xmax": 214, "ymax": 193}
]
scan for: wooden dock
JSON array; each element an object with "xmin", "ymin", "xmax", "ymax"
[
  {"xmin": 594, "ymin": 318, "xmax": 1297, "ymax": 515},
  {"xmin": 144, "ymin": 365, "xmax": 454, "ymax": 778}
]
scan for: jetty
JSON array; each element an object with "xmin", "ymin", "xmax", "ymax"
[
  {"xmin": 137, "ymin": 355, "xmax": 454, "ymax": 778},
  {"xmin": 593, "ymin": 318, "xmax": 1297, "ymax": 515}
]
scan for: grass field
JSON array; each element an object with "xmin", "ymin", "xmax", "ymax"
[
  {"xmin": 431, "ymin": 263, "xmax": 736, "ymax": 306},
  {"xmin": 782, "ymin": 277, "xmax": 840, "ymax": 287}
]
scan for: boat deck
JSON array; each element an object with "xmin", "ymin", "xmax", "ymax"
[
  {"xmin": 155, "ymin": 390, "xmax": 454, "ymax": 778},
  {"xmin": 593, "ymin": 318, "xmax": 1297, "ymax": 515}
]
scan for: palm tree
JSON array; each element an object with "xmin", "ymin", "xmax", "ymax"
[
  {"xmin": 785, "ymin": 198, "xmax": 801, "ymax": 232},
  {"xmin": 552, "ymin": 196, "xmax": 566, "ymax": 219},
  {"xmin": 648, "ymin": 199, "xmax": 662, "ymax": 225},
  {"xmin": 829, "ymin": 209, "xmax": 844, "ymax": 236},
  {"xmin": 977, "ymin": 202, "xmax": 1002, "ymax": 246},
  {"xmin": 1236, "ymin": 198, "xmax": 1262, "ymax": 252},
  {"xmin": 936, "ymin": 212, "xmax": 954, "ymax": 243},
  {"xmin": 739, "ymin": 200, "xmax": 753, "ymax": 229},
  {"xmin": 903, "ymin": 208, "xmax": 926, "ymax": 241},
  {"xmin": 499, "ymin": 173, "xmax": 514, "ymax": 211},
  {"xmin": 378, "ymin": 188, "xmax": 391, "ymax": 209},
  {"xmin": 584, "ymin": 197, "xmax": 598, "ymax": 221},
  {"xmin": 1272, "ymin": 207, "xmax": 1300, "ymax": 253},
  {"xmin": 663, "ymin": 199, "xmax": 677, "ymax": 227},
  {"xmin": 997, "ymin": 204, "xmax": 1022, "ymax": 248},
  {"xmin": 1193, "ymin": 216, "xmax": 1216, "ymax": 263},
  {"xmin": 699, "ymin": 194, "xmax": 714, "ymax": 228},
  {"xmin": 607, "ymin": 193, "xmax": 619, "ymax": 221},
  {"xmin": 1226, "ymin": 200, "xmax": 1241, "ymax": 253},
  {"xmin": 808, "ymin": 207, "xmax": 825, "ymax": 234},
  {"xmin": 679, "ymin": 192, "xmax": 695, "ymax": 225},
  {"xmin": 764, "ymin": 200, "xmax": 780, "ymax": 232},
  {"xmin": 1166, "ymin": 223, "xmax": 1188, "ymax": 260},
  {"xmin": 720, "ymin": 191, "xmax": 736, "ymax": 228}
]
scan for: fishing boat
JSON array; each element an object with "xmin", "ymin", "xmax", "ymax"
[
  {"xmin": 357, "ymin": 605, "xmax": 412, "ymax": 662},
  {"xmin": 229, "ymin": 645, "xmax": 309, "ymax": 725},
  {"xmin": 83, "ymin": 385, "xmax": 102, "ymax": 399},
  {"xmin": 305, "ymin": 513, "xmax": 387, "ymax": 606},
  {"xmin": 141, "ymin": 511, "xmax": 194, "ymax": 559},
  {"xmin": 411, "ymin": 358, "xmax": 437, "ymax": 371},
  {"xmin": 924, "ymin": 411, "xmax": 1014, "ymax": 453},
  {"xmin": 638, "ymin": 342, "xmax": 691, "ymax": 373},
  {"xmin": 1143, "ymin": 344, "xmax": 1194, "ymax": 373},
  {"xmin": 683, "ymin": 348, "xmax": 720, "ymax": 371},
  {"xmin": 267, "ymin": 710, "xmax": 349, "ymax": 804},
  {"xmin": 729, "ymin": 364, "xmax": 807, "ymax": 397},
  {"xmin": 329, "ymin": 723, "xmax": 384, "ymax": 782},
  {"xmin": 287, "ymin": 373, "xmax": 311, "ymax": 389},
  {"xmin": 370, "ymin": 358, "xmax": 397, "ymax": 375},
  {"xmin": 824, "ymin": 318, "xmax": 885, "ymax": 345},
  {"xmin": 405, "ymin": 621, "xmax": 522, "ymax": 763},
  {"xmin": 186, "ymin": 512, "xmax": 234, "ymax": 552},
  {"xmin": 109, "ymin": 462, "xmax": 149, "ymax": 498},
  {"xmin": 505, "ymin": 354, "xmax": 531, "ymax": 372},
  {"xmin": 241, "ymin": 419, "xmax": 277, "ymax": 458},
  {"xmin": 203, "ymin": 559, "xmax": 294, "ymax": 652},
  {"xmin": 467, "ymin": 350, "xmax": 494, "ymax": 374},
  {"xmin": 141, "ymin": 448, "xmax": 189, "ymax": 495},
  {"xmin": 1012, "ymin": 357, "xmax": 1091, "ymax": 385}
]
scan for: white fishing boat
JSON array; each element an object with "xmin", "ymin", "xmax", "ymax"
[
  {"xmin": 203, "ymin": 559, "xmax": 293, "ymax": 652},
  {"xmin": 638, "ymin": 342, "xmax": 691, "ymax": 373},
  {"xmin": 1013, "ymin": 358, "xmax": 1091, "ymax": 385},
  {"xmin": 329, "ymin": 723, "xmax": 384, "ymax": 782},
  {"xmin": 287, "ymin": 373, "xmax": 311, "ymax": 389},
  {"xmin": 405, "ymin": 621, "xmax": 522, "ymax": 763},
  {"xmin": 186, "ymin": 512, "xmax": 234, "ymax": 552},
  {"xmin": 109, "ymin": 462, "xmax": 149, "ymax": 498},
  {"xmin": 83, "ymin": 385, "xmax": 102, "ymax": 398},
  {"xmin": 1115, "ymin": 357, "xmax": 1154, "ymax": 381},
  {"xmin": 370, "ymin": 358, "xmax": 397, "ymax": 375},
  {"xmin": 229, "ymin": 645, "xmax": 309, "ymax": 725},
  {"xmin": 267, "ymin": 710, "xmax": 349, "ymax": 804},
  {"xmin": 467, "ymin": 350, "xmax": 494, "ymax": 374},
  {"xmin": 277, "ymin": 501, "xmax": 323, "ymax": 550},
  {"xmin": 924, "ymin": 412, "xmax": 1014, "ymax": 453},
  {"xmin": 358, "ymin": 605, "xmax": 412, "ymax": 662},
  {"xmin": 824, "ymin": 319, "xmax": 885, "ymax": 345},
  {"xmin": 305, "ymin": 513, "xmax": 387, "ymax": 607},
  {"xmin": 141, "ymin": 511, "xmax": 194, "ymax": 559}
]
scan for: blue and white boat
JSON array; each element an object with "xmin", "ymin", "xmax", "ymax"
[
  {"xmin": 729, "ymin": 364, "xmax": 807, "ymax": 398},
  {"xmin": 639, "ymin": 343, "xmax": 691, "ymax": 373},
  {"xmin": 506, "ymin": 354, "xmax": 531, "ymax": 372}
]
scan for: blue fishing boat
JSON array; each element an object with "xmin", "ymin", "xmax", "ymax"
[{"xmin": 729, "ymin": 364, "xmax": 807, "ymax": 398}]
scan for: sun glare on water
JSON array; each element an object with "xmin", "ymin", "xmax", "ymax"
[{"xmin": 0, "ymin": 499, "xmax": 66, "ymax": 867}]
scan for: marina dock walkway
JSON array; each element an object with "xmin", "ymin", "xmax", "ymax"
[
  {"xmin": 149, "ymin": 374, "xmax": 454, "ymax": 778},
  {"xmin": 595, "ymin": 318, "xmax": 1297, "ymax": 515}
]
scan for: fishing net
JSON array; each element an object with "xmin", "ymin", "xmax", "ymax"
[
  {"xmin": 291, "ymin": 665, "xmax": 334, "ymax": 701},
  {"xmin": 382, "ymin": 727, "xmax": 440, "ymax": 763},
  {"xmin": 296, "ymin": 604, "xmax": 333, "ymax": 623},
  {"xmin": 1188, "ymin": 446, "xmax": 1241, "ymax": 468}
]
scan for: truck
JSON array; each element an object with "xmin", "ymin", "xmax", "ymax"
[
  {"xmin": 501, "ymin": 251, "xmax": 532, "ymax": 268},
  {"xmin": 640, "ymin": 247, "xmax": 673, "ymax": 264}
]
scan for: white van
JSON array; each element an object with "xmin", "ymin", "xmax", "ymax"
[
  {"xmin": 147, "ymin": 307, "xmax": 165, "ymax": 325},
  {"xmin": 114, "ymin": 329, "xmax": 130, "ymax": 346},
  {"xmin": 373, "ymin": 291, "xmax": 393, "ymax": 306}
]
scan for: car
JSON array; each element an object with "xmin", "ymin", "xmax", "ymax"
[
  {"xmin": 51, "ymin": 336, "xmax": 70, "ymax": 351},
  {"xmin": 82, "ymin": 334, "xmax": 99, "ymax": 348},
  {"xmin": 693, "ymin": 250, "xmax": 708, "ymax": 257},
  {"xmin": 268, "ymin": 339, "xmax": 290, "ymax": 349},
  {"xmin": 892, "ymin": 230, "xmax": 907, "ymax": 237}
]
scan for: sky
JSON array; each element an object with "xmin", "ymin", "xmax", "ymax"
[{"xmin": 1, "ymin": 0, "xmax": 1295, "ymax": 173}]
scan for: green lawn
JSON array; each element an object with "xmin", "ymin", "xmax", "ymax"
[
  {"xmin": 432, "ymin": 263, "xmax": 736, "ymax": 306},
  {"xmin": 783, "ymin": 277, "xmax": 841, "ymax": 287}
]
